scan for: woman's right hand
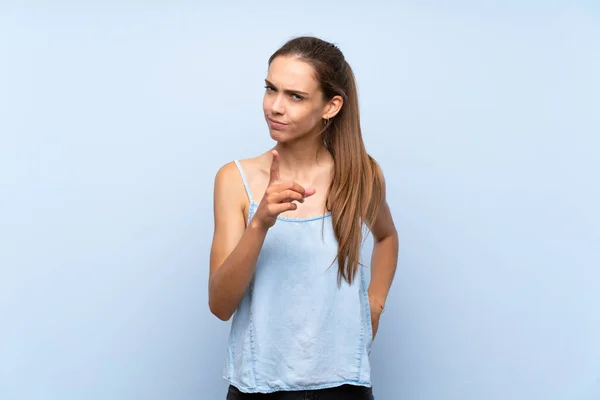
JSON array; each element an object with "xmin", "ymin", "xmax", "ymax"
[{"xmin": 251, "ymin": 150, "xmax": 316, "ymax": 230}]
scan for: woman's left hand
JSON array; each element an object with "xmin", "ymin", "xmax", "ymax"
[{"xmin": 369, "ymin": 298, "xmax": 383, "ymax": 340}]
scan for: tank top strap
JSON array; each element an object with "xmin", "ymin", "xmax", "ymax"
[{"xmin": 233, "ymin": 160, "xmax": 255, "ymax": 204}]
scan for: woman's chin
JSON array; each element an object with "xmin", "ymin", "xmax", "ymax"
[{"xmin": 269, "ymin": 129, "xmax": 289, "ymax": 142}]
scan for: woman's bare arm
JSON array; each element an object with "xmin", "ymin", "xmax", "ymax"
[
  {"xmin": 208, "ymin": 162, "xmax": 268, "ymax": 321},
  {"xmin": 208, "ymin": 152, "xmax": 313, "ymax": 321},
  {"xmin": 368, "ymin": 174, "xmax": 399, "ymax": 337}
]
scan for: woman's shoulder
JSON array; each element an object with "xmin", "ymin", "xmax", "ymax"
[
  {"xmin": 221, "ymin": 152, "xmax": 271, "ymax": 177},
  {"xmin": 213, "ymin": 152, "xmax": 270, "ymax": 188}
]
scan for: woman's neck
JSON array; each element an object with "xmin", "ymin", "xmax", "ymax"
[{"xmin": 273, "ymin": 138, "xmax": 333, "ymax": 180}]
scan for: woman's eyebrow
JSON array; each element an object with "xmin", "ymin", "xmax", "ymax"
[{"xmin": 264, "ymin": 79, "xmax": 309, "ymax": 96}]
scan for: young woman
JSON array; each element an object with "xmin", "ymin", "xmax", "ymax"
[{"xmin": 209, "ymin": 36, "xmax": 399, "ymax": 399}]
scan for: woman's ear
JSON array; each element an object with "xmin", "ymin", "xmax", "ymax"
[{"xmin": 322, "ymin": 95, "xmax": 343, "ymax": 120}]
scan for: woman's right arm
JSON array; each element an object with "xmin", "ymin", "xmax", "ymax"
[
  {"xmin": 208, "ymin": 152, "xmax": 313, "ymax": 321},
  {"xmin": 208, "ymin": 162, "xmax": 268, "ymax": 321}
]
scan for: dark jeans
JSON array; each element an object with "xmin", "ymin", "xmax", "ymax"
[{"xmin": 226, "ymin": 384, "xmax": 374, "ymax": 400}]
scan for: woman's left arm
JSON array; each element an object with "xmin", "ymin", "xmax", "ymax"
[{"xmin": 368, "ymin": 175, "xmax": 399, "ymax": 340}]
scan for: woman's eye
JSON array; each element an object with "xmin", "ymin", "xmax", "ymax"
[{"xmin": 264, "ymin": 85, "xmax": 302, "ymax": 101}]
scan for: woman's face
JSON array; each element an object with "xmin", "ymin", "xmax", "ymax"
[{"xmin": 263, "ymin": 55, "xmax": 332, "ymax": 143}]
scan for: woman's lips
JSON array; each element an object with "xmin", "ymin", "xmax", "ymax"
[{"xmin": 267, "ymin": 117, "xmax": 288, "ymax": 129}]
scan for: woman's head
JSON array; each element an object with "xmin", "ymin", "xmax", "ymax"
[
  {"xmin": 266, "ymin": 36, "xmax": 384, "ymax": 285},
  {"xmin": 264, "ymin": 37, "xmax": 347, "ymax": 144}
]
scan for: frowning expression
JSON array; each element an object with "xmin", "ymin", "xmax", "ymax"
[{"xmin": 263, "ymin": 55, "xmax": 331, "ymax": 143}]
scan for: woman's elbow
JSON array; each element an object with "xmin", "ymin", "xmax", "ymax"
[
  {"xmin": 208, "ymin": 279, "xmax": 233, "ymax": 321},
  {"xmin": 209, "ymin": 297, "xmax": 233, "ymax": 321}
]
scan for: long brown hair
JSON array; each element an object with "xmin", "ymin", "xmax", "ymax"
[{"xmin": 268, "ymin": 36, "xmax": 384, "ymax": 285}]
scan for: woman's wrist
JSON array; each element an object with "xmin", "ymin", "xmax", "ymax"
[{"xmin": 369, "ymin": 294, "xmax": 385, "ymax": 315}]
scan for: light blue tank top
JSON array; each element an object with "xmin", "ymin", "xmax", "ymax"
[{"xmin": 223, "ymin": 160, "xmax": 374, "ymax": 393}]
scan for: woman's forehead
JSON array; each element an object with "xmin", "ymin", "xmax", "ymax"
[{"xmin": 267, "ymin": 56, "xmax": 319, "ymax": 92}]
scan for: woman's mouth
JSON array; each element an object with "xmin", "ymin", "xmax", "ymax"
[{"xmin": 267, "ymin": 117, "xmax": 288, "ymax": 130}]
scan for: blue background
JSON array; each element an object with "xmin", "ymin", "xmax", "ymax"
[{"xmin": 1, "ymin": 1, "xmax": 599, "ymax": 399}]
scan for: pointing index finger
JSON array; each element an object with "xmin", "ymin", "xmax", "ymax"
[{"xmin": 269, "ymin": 150, "xmax": 280, "ymax": 183}]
